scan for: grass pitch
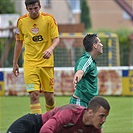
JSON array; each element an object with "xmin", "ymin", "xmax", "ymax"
[{"xmin": 0, "ymin": 96, "xmax": 133, "ymax": 133}]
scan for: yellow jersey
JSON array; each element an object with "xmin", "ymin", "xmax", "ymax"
[{"xmin": 16, "ymin": 12, "xmax": 59, "ymax": 67}]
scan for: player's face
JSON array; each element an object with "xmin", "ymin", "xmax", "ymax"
[
  {"xmin": 95, "ymin": 37, "xmax": 103, "ymax": 54},
  {"xmin": 26, "ymin": 2, "xmax": 41, "ymax": 19},
  {"xmin": 91, "ymin": 106, "xmax": 109, "ymax": 129}
]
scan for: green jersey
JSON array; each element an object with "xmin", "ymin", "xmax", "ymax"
[{"xmin": 74, "ymin": 52, "xmax": 98, "ymax": 103}]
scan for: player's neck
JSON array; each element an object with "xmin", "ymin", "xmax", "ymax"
[
  {"xmin": 88, "ymin": 51, "xmax": 97, "ymax": 60},
  {"xmin": 82, "ymin": 110, "xmax": 92, "ymax": 125}
]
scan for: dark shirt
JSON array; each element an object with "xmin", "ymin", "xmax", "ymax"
[
  {"xmin": 40, "ymin": 104, "xmax": 101, "ymax": 133},
  {"xmin": 7, "ymin": 104, "xmax": 101, "ymax": 133}
]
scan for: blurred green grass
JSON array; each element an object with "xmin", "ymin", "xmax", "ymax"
[{"xmin": 0, "ymin": 96, "xmax": 133, "ymax": 133}]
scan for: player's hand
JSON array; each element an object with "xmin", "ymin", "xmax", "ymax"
[
  {"xmin": 73, "ymin": 70, "xmax": 84, "ymax": 89},
  {"xmin": 43, "ymin": 47, "xmax": 53, "ymax": 59},
  {"xmin": 73, "ymin": 76, "xmax": 78, "ymax": 90},
  {"xmin": 13, "ymin": 63, "xmax": 19, "ymax": 77}
]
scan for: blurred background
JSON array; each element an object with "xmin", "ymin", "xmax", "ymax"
[
  {"xmin": 0, "ymin": 0, "xmax": 133, "ymax": 96},
  {"xmin": 0, "ymin": 1, "xmax": 133, "ymax": 133}
]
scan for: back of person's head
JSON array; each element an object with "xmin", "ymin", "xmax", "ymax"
[
  {"xmin": 83, "ymin": 33, "xmax": 98, "ymax": 52},
  {"xmin": 25, "ymin": 0, "xmax": 40, "ymax": 7},
  {"xmin": 87, "ymin": 96, "xmax": 110, "ymax": 112}
]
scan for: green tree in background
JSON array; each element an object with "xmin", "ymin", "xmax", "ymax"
[
  {"xmin": 0, "ymin": 0, "xmax": 15, "ymax": 14},
  {"xmin": 80, "ymin": 0, "xmax": 91, "ymax": 30}
]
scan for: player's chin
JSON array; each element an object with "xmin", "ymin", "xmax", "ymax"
[
  {"xmin": 100, "ymin": 50, "xmax": 103, "ymax": 53},
  {"xmin": 100, "ymin": 51, "xmax": 103, "ymax": 54},
  {"xmin": 95, "ymin": 124, "xmax": 102, "ymax": 129},
  {"xmin": 31, "ymin": 14, "xmax": 39, "ymax": 19},
  {"xmin": 98, "ymin": 50, "xmax": 103, "ymax": 55},
  {"xmin": 98, "ymin": 52, "xmax": 103, "ymax": 55}
]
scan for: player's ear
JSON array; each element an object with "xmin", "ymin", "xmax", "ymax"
[
  {"xmin": 88, "ymin": 109, "xmax": 94, "ymax": 117},
  {"xmin": 93, "ymin": 43, "xmax": 97, "ymax": 49}
]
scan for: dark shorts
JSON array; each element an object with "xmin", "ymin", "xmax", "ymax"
[{"xmin": 6, "ymin": 114, "xmax": 43, "ymax": 133}]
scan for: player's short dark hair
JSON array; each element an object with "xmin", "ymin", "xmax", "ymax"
[
  {"xmin": 83, "ymin": 33, "xmax": 98, "ymax": 52},
  {"xmin": 25, "ymin": 0, "xmax": 40, "ymax": 7},
  {"xmin": 87, "ymin": 96, "xmax": 110, "ymax": 112}
]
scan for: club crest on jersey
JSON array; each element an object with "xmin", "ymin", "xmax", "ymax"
[
  {"xmin": 31, "ymin": 27, "xmax": 39, "ymax": 34},
  {"xmin": 31, "ymin": 24, "xmax": 39, "ymax": 34}
]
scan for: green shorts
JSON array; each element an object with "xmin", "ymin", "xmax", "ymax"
[{"xmin": 69, "ymin": 97, "xmax": 88, "ymax": 108}]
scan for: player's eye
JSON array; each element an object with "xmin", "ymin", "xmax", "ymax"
[
  {"xmin": 34, "ymin": 7, "xmax": 38, "ymax": 10},
  {"xmin": 100, "ymin": 114, "xmax": 105, "ymax": 118},
  {"xmin": 28, "ymin": 8, "xmax": 32, "ymax": 10}
]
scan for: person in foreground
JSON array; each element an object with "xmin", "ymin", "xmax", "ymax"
[
  {"xmin": 69, "ymin": 33, "xmax": 103, "ymax": 108},
  {"xmin": 7, "ymin": 96, "xmax": 110, "ymax": 133},
  {"xmin": 12, "ymin": 0, "xmax": 60, "ymax": 114}
]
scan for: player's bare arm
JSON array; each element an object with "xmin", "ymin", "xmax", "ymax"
[
  {"xmin": 43, "ymin": 37, "xmax": 59, "ymax": 59},
  {"xmin": 73, "ymin": 70, "xmax": 84, "ymax": 89},
  {"xmin": 13, "ymin": 40, "xmax": 23, "ymax": 77}
]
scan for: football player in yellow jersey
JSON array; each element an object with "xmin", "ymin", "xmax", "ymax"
[{"xmin": 13, "ymin": 0, "xmax": 60, "ymax": 114}]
